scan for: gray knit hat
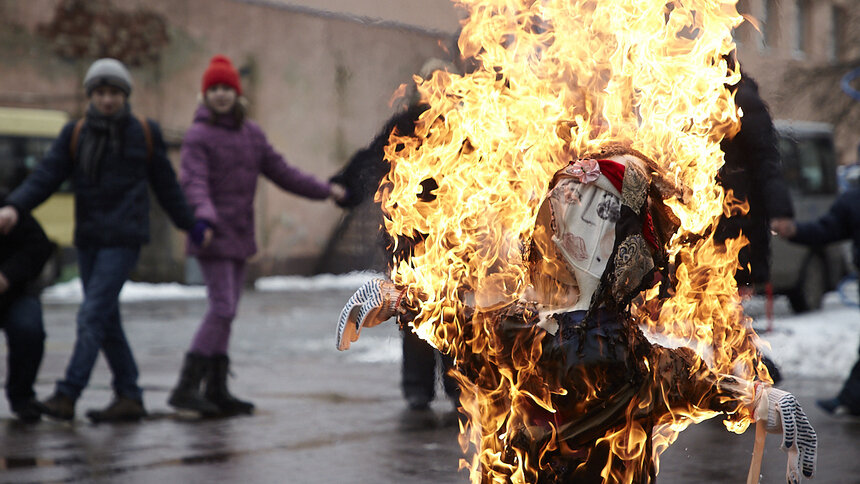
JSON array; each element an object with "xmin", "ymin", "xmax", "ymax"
[{"xmin": 83, "ymin": 58, "xmax": 133, "ymax": 96}]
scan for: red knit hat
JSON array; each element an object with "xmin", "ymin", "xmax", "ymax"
[{"xmin": 201, "ymin": 55, "xmax": 241, "ymax": 95}]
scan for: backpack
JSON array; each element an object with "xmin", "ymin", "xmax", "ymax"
[{"xmin": 69, "ymin": 115, "xmax": 153, "ymax": 163}]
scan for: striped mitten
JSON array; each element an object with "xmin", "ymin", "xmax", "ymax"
[
  {"xmin": 754, "ymin": 385, "xmax": 818, "ymax": 483},
  {"xmin": 335, "ymin": 279, "xmax": 405, "ymax": 351}
]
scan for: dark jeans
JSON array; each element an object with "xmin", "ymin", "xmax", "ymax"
[
  {"xmin": 838, "ymin": 339, "xmax": 860, "ymax": 411},
  {"xmin": 2, "ymin": 295, "xmax": 45, "ymax": 406},
  {"xmin": 838, "ymin": 285, "xmax": 860, "ymax": 410},
  {"xmin": 401, "ymin": 327, "xmax": 459, "ymax": 408},
  {"xmin": 56, "ymin": 246, "xmax": 141, "ymax": 400}
]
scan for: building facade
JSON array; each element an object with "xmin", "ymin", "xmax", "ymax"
[{"xmin": 735, "ymin": 0, "xmax": 860, "ymax": 163}]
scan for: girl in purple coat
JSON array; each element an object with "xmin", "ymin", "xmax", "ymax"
[{"xmin": 169, "ymin": 55, "xmax": 345, "ymax": 416}]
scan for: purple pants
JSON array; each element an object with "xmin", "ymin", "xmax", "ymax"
[{"xmin": 189, "ymin": 257, "xmax": 246, "ymax": 356}]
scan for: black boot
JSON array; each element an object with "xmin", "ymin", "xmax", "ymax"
[
  {"xmin": 205, "ymin": 355, "xmax": 254, "ymax": 416},
  {"xmin": 11, "ymin": 398, "xmax": 46, "ymax": 424},
  {"xmin": 168, "ymin": 353, "xmax": 220, "ymax": 416}
]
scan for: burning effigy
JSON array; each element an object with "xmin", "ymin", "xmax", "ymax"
[{"xmin": 335, "ymin": 1, "xmax": 816, "ymax": 483}]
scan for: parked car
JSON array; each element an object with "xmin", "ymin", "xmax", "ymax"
[
  {"xmin": 0, "ymin": 106, "xmax": 74, "ymax": 286},
  {"xmin": 770, "ymin": 120, "xmax": 849, "ymax": 313}
]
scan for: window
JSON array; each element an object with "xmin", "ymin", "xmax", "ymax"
[
  {"xmin": 763, "ymin": 0, "xmax": 781, "ymax": 50},
  {"xmin": 830, "ymin": 6, "xmax": 848, "ymax": 62},
  {"xmin": 794, "ymin": 0, "xmax": 812, "ymax": 56},
  {"xmin": 778, "ymin": 135, "xmax": 838, "ymax": 195},
  {"xmin": 733, "ymin": 0, "xmax": 751, "ymax": 45}
]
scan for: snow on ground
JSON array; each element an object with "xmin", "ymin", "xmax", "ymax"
[
  {"xmin": 254, "ymin": 271, "xmax": 382, "ymax": 292},
  {"xmin": 43, "ymin": 279, "xmax": 206, "ymax": 302},
  {"xmin": 42, "ymin": 271, "xmax": 383, "ymax": 303},
  {"xmin": 42, "ymin": 273, "xmax": 858, "ymax": 379},
  {"xmin": 749, "ymin": 292, "xmax": 858, "ymax": 380}
]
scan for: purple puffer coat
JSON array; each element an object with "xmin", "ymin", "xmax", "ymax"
[{"xmin": 180, "ymin": 105, "xmax": 331, "ymax": 259}]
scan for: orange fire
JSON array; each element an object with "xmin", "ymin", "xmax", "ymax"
[{"xmin": 378, "ymin": 0, "xmax": 767, "ymax": 482}]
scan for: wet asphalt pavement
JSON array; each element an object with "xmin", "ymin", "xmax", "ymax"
[{"xmin": 1, "ymin": 288, "xmax": 858, "ymax": 483}]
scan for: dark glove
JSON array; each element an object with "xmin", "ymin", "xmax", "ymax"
[{"xmin": 190, "ymin": 220, "xmax": 211, "ymax": 246}]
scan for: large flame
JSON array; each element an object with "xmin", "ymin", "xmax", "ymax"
[{"xmin": 378, "ymin": 0, "xmax": 766, "ymax": 481}]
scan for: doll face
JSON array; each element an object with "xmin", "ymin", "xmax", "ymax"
[
  {"xmin": 90, "ymin": 86, "xmax": 127, "ymax": 116},
  {"xmin": 205, "ymin": 84, "xmax": 238, "ymax": 114}
]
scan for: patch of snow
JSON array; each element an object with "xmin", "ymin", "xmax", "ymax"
[
  {"xmin": 43, "ymin": 271, "xmax": 385, "ymax": 304},
  {"xmin": 346, "ymin": 335, "xmax": 402, "ymax": 364},
  {"xmin": 754, "ymin": 295, "xmax": 858, "ymax": 380},
  {"xmin": 254, "ymin": 271, "xmax": 383, "ymax": 292},
  {"xmin": 43, "ymin": 278, "xmax": 206, "ymax": 303}
]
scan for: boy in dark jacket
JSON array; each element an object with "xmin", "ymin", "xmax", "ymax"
[
  {"xmin": 772, "ymin": 180, "xmax": 860, "ymax": 416},
  {"xmin": 0, "ymin": 58, "xmax": 199, "ymax": 423},
  {"xmin": 0, "ymin": 198, "xmax": 53, "ymax": 423}
]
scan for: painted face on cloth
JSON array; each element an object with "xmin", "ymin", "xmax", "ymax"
[{"xmin": 527, "ymin": 145, "xmax": 684, "ymax": 313}]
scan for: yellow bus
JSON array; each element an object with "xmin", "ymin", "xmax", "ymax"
[{"xmin": 0, "ymin": 106, "xmax": 74, "ymax": 282}]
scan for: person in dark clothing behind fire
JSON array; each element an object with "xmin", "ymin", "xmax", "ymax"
[
  {"xmin": 0, "ymin": 58, "xmax": 202, "ymax": 423},
  {"xmin": 715, "ymin": 70, "xmax": 794, "ymax": 294},
  {"xmin": 772, "ymin": 147, "xmax": 860, "ymax": 417},
  {"xmin": 716, "ymin": 67, "xmax": 794, "ymax": 384},
  {"xmin": 0, "ymin": 196, "xmax": 53, "ymax": 423},
  {"xmin": 330, "ymin": 58, "xmax": 462, "ymax": 427}
]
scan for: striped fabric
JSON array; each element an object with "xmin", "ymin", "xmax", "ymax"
[
  {"xmin": 335, "ymin": 279, "xmax": 385, "ymax": 351},
  {"xmin": 765, "ymin": 387, "xmax": 818, "ymax": 482}
]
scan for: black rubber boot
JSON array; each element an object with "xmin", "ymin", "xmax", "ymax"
[
  {"xmin": 168, "ymin": 353, "xmax": 220, "ymax": 416},
  {"xmin": 205, "ymin": 355, "xmax": 254, "ymax": 416}
]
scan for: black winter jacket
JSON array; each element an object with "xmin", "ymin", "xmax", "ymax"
[
  {"xmin": 7, "ymin": 113, "xmax": 194, "ymax": 247},
  {"xmin": 0, "ymin": 203, "xmax": 53, "ymax": 313},
  {"xmin": 791, "ymin": 185, "xmax": 860, "ymax": 271},
  {"xmin": 330, "ymin": 103, "xmax": 428, "ymax": 208},
  {"xmin": 716, "ymin": 76, "xmax": 794, "ymax": 285}
]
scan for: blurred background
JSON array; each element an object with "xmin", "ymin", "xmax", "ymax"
[{"xmin": 0, "ymin": 0, "xmax": 858, "ymax": 292}]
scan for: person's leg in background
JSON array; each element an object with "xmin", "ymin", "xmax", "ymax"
[
  {"xmin": 439, "ymin": 352, "xmax": 463, "ymax": 427},
  {"xmin": 3, "ymin": 294, "xmax": 46, "ymax": 422},
  {"xmin": 169, "ymin": 257, "xmax": 241, "ymax": 416},
  {"xmin": 190, "ymin": 257, "xmax": 241, "ymax": 357},
  {"xmin": 836, "ymin": 345, "xmax": 860, "ymax": 412},
  {"xmin": 818, "ymin": 283, "xmax": 860, "ymax": 415},
  {"xmin": 71, "ymin": 247, "xmax": 146, "ymax": 423},
  {"xmin": 100, "ymin": 304, "xmax": 139, "ymax": 402},
  {"xmin": 402, "ymin": 327, "xmax": 437, "ymax": 410},
  {"xmin": 400, "ymin": 328, "xmax": 440, "ymax": 429},
  {"xmin": 43, "ymin": 247, "xmax": 137, "ymax": 420},
  {"xmin": 819, "ymin": 338, "xmax": 860, "ymax": 416},
  {"xmin": 178, "ymin": 257, "xmax": 253, "ymax": 416},
  {"xmin": 202, "ymin": 258, "xmax": 253, "ymax": 416}
]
